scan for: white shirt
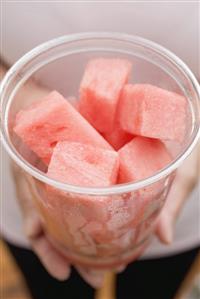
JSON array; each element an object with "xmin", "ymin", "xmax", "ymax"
[{"xmin": 1, "ymin": 1, "xmax": 200, "ymax": 258}]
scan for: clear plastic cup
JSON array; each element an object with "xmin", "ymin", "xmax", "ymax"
[{"xmin": 1, "ymin": 33, "xmax": 200, "ymax": 268}]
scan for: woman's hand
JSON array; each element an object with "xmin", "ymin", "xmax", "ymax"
[
  {"xmin": 5, "ymin": 76, "xmax": 106, "ymax": 288},
  {"xmin": 155, "ymin": 144, "xmax": 199, "ymax": 244},
  {"xmin": 11, "ymin": 113, "xmax": 199, "ymax": 286},
  {"xmin": 12, "ymin": 162, "xmax": 109, "ymax": 287},
  {"xmin": 7, "ymin": 66, "xmax": 199, "ymax": 283},
  {"xmin": 11, "ymin": 162, "xmax": 72, "ymax": 281}
]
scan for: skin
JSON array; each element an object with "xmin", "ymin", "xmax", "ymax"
[{"xmin": 1, "ymin": 64, "xmax": 199, "ymax": 287}]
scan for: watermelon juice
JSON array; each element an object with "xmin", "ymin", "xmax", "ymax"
[{"xmin": 1, "ymin": 33, "xmax": 199, "ymax": 269}]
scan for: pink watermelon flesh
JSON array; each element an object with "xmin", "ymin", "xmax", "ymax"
[
  {"xmin": 79, "ymin": 58, "xmax": 132, "ymax": 133},
  {"xmin": 47, "ymin": 141, "xmax": 119, "ymax": 187},
  {"xmin": 13, "ymin": 61, "xmax": 181, "ymax": 261},
  {"xmin": 14, "ymin": 91, "xmax": 112, "ymax": 164},
  {"xmin": 44, "ymin": 137, "xmax": 170, "ymax": 257},
  {"xmin": 119, "ymin": 84, "xmax": 187, "ymax": 142},
  {"xmin": 102, "ymin": 125, "xmax": 133, "ymax": 150},
  {"xmin": 117, "ymin": 136, "xmax": 173, "ymax": 233},
  {"xmin": 118, "ymin": 136, "xmax": 172, "ymax": 184}
]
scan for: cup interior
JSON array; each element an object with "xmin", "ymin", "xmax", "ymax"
[{"xmin": 1, "ymin": 34, "xmax": 199, "ymax": 195}]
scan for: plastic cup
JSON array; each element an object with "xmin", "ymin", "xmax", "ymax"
[{"xmin": 1, "ymin": 33, "xmax": 200, "ymax": 268}]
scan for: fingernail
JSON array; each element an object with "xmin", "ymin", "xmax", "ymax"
[
  {"xmin": 90, "ymin": 275, "xmax": 104, "ymax": 288},
  {"xmin": 56, "ymin": 267, "xmax": 71, "ymax": 281},
  {"xmin": 87, "ymin": 270, "xmax": 105, "ymax": 288},
  {"xmin": 24, "ymin": 216, "xmax": 41, "ymax": 238},
  {"xmin": 24, "ymin": 218, "xmax": 34, "ymax": 237},
  {"xmin": 77, "ymin": 267, "xmax": 105, "ymax": 288},
  {"xmin": 164, "ymin": 227, "xmax": 173, "ymax": 244}
]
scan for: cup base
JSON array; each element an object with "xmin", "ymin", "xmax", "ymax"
[{"xmin": 48, "ymin": 235, "xmax": 151, "ymax": 269}]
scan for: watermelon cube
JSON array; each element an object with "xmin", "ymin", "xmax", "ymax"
[
  {"xmin": 102, "ymin": 125, "xmax": 133, "ymax": 150},
  {"xmin": 47, "ymin": 141, "xmax": 119, "ymax": 187},
  {"xmin": 119, "ymin": 84, "xmax": 187, "ymax": 142},
  {"xmin": 14, "ymin": 91, "xmax": 112, "ymax": 164},
  {"xmin": 45, "ymin": 141, "xmax": 119, "ymax": 254},
  {"xmin": 118, "ymin": 136, "xmax": 172, "ymax": 184},
  {"xmin": 79, "ymin": 58, "xmax": 132, "ymax": 133}
]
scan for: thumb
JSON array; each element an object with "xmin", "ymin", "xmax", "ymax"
[
  {"xmin": 155, "ymin": 178, "xmax": 183, "ymax": 244},
  {"xmin": 156, "ymin": 175, "xmax": 198, "ymax": 245},
  {"xmin": 156, "ymin": 209, "xmax": 174, "ymax": 244},
  {"xmin": 24, "ymin": 212, "xmax": 42, "ymax": 239},
  {"xmin": 76, "ymin": 266, "xmax": 105, "ymax": 288}
]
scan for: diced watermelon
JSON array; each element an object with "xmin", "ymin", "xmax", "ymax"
[
  {"xmin": 118, "ymin": 136, "xmax": 172, "ymax": 184},
  {"xmin": 14, "ymin": 91, "xmax": 112, "ymax": 164},
  {"xmin": 11, "ymin": 57, "xmax": 182, "ymax": 264},
  {"xmin": 79, "ymin": 58, "xmax": 132, "ymax": 133},
  {"xmin": 45, "ymin": 141, "xmax": 121, "ymax": 256},
  {"xmin": 102, "ymin": 125, "xmax": 133, "ymax": 150},
  {"xmin": 47, "ymin": 141, "xmax": 119, "ymax": 187},
  {"xmin": 119, "ymin": 84, "xmax": 187, "ymax": 142},
  {"xmin": 42, "ymin": 184, "xmax": 110, "ymax": 253}
]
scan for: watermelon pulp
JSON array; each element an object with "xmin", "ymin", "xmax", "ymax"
[{"xmin": 14, "ymin": 91, "xmax": 112, "ymax": 164}]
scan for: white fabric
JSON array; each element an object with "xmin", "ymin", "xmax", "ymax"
[
  {"xmin": 1, "ymin": 1, "xmax": 199, "ymax": 258},
  {"xmin": 1, "ymin": 2, "xmax": 200, "ymax": 79},
  {"xmin": 1, "ymin": 146, "xmax": 30, "ymax": 248}
]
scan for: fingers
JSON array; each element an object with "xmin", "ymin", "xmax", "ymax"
[
  {"xmin": 11, "ymin": 163, "xmax": 36, "ymax": 214},
  {"xmin": 23, "ymin": 207, "xmax": 71, "ymax": 281},
  {"xmin": 156, "ymin": 209, "xmax": 173, "ymax": 244},
  {"xmin": 24, "ymin": 212, "xmax": 42, "ymax": 239},
  {"xmin": 115, "ymin": 264, "xmax": 126, "ymax": 273},
  {"xmin": 156, "ymin": 148, "xmax": 199, "ymax": 244},
  {"xmin": 76, "ymin": 266, "xmax": 105, "ymax": 288},
  {"xmin": 31, "ymin": 234, "xmax": 71, "ymax": 281},
  {"xmin": 76, "ymin": 263, "xmax": 126, "ymax": 289},
  {"xmin": 156, "ymin": 176, "xmax": 196, "ymax": 244}
]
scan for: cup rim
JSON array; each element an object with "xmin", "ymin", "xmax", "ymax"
[{"xmin": 1, "ymin": 32, "xmax": 200, "ymax": 195}]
